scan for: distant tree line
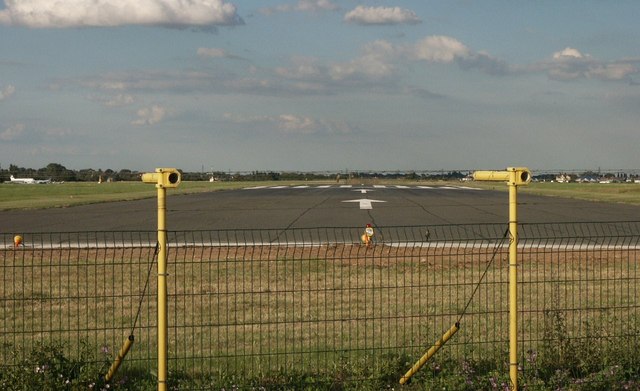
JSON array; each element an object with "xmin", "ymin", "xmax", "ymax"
[
  {"xmin": 0, "ymin": 163, "xmax": 143, "ymax": 182},
  {"xmin": 0, "ymin": 163, "xmax": 478, "ymax": 183}
]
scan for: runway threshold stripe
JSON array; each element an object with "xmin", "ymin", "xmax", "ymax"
[{"xmin": 242, "ymin": 184, "xmax": 482, "ymax": 190}]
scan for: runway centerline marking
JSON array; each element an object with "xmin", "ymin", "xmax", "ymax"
[{"xmin": 342, "ymin": 198, "xmax": 386, "ymax": 210}]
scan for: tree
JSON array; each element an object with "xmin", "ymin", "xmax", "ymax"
[{"xmin": 40, "ymin": 163, "xmax": 76, "ymax": 181}]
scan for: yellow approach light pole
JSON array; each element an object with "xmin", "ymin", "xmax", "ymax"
[
  {"xmin": 142, "ymin": 168, "xmax": 181, "ymax": 391},
  {"xmin": 473, "ymin": 167, "xmax": 531, "ymax": 391}
]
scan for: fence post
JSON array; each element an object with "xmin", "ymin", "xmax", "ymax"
[
  {"xmin": 142, "ymin": 168, "xmax": 181, "ymax": 391},
  {"xmin": 473, "ymin": 167, "xmax": 531, "ymax": 390}
]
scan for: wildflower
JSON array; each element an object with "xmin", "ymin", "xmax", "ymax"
[{"xmin": 35, "ymin": 364, "xmax": 49, "ymax": 373}]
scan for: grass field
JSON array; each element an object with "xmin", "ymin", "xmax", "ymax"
[
  {"xmin": 3, "ymin": 179, "xmax": 640, "ymax": 210},
  {"xmin": 0, "ymin": 180, "xmax": 316, "ymax": 210},
  {"xmin": 479, "ymin": 181, "xmax": 640, "ymax": 205},
  {"xmin": 2, "ymin": 240, "xmax": 639, "ymax": 389}
]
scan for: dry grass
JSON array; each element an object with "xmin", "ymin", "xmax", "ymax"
[{"xmin": 2, "ymin": 243, "xmax": 639, "ymax": 376}]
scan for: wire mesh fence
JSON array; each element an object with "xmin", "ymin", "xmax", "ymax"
[{"xmin": 1, "ymin": 223, "xmax": 639, "ymax": 388}]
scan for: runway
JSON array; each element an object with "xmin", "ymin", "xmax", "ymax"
[{"xmin": 2, "ymin": 184, "xmax": 640, "ymax": 234}]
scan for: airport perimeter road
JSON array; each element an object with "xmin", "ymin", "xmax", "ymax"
[{"xmin": 2, "ymin": 184, "xmax": 640, "ymax": 233}]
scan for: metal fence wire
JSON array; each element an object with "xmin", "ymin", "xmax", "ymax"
[{"xmin": 1, "ymin": 223, "xmax": 639, "ymax": 386}]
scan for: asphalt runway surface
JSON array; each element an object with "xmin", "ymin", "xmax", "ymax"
[{"xmin": 2, "ymin": 184, "xmax": 640, "ymax": 235}]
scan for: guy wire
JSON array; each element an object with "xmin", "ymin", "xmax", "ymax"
[
  {"xmin": 457, "ymin": 227, "xmax": 510, "ymax": 324},
  {"xmin": 131, "ymin": 242, "xmax": 159, "ymax": 336}
]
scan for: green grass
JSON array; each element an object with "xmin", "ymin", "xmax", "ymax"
[
  {"xmin": 467, "ymin": 181, "xmax": 640, "ymax": 205},
  {"xmin": 0, "ymin": 180, "xmax": 330, "ymax": 210}
]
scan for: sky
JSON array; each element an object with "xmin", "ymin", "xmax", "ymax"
[{"xmin": 1, "ymin": 0, "xmax": 640, "ymax": 173}]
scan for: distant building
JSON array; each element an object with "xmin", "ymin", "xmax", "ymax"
[
  {"xmin": 576, "ymin": 176, "xmax": 598, "ymax": 183},
  {"xmin": 555, "ymin": 174, "xmax": 572, "ymax": 183}
]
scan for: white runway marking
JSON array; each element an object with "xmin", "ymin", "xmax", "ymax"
[
  {"xmin": 342, "ymin": 198, "xmax": 387, "ymax": 210},
  {"xmin": 243, "ymin": 185, "xmax": 482, "ymax": 191}
]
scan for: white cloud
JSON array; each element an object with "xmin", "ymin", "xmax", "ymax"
[
  {"xmin": 0, "ymin": 123, "xmax": 25, "ymax": 141},
  {"xmin": 276, "ymin": 57, "xmax": 325, "ymax": 80},
  {"xmin": 411, "ymin": 36, "xmax": 469, "ymax": 63},
  {"xmin": 330, "ymin": 40, "xmax": 397, "ymax": 80},
  {"xmin": 132, "ymin": 105, "xmax": 168, "ymax": 126},
  {"xmin": 546, "ymin": 47, "xmax": 637, "ymax": 81},
  {"xmin": 197, "ymin": 47, "xmax": 247, "ymax": 61},
  {"xmin": 0, "ymin": 0, "xmax": 242, "ymax": 28},
  {"xmin": 293, "ymin": 0, "xmax": 339, "ymax": 12},
  {"xmin": 105, "ymin": 94, "xmax": 135, "ymax": 107},
  {"xmin": 553, "ymin": 47, "xmax": 585, "ymax": 60},
  {"xmin": 197, "ymin": 48, "xmax": 228, "ymax": 58},
  {"xmin": 261, "ymin": 0, "xmax": 339, "ymax": 15},
  {"xmin": 408, "ymin": 36, "xmax": 510, "ymax": 75},
  {"xmin": 587, "ymin": 63, "xmax": 636, "ymax": 81},
  {"xmin": 0, "ymin": 85, "xmax": 16, "ymax": 101},
  {"xmin": 224, "ymin": 112, "xmax": 354, "ymax": 135},
  {"xmin": 344, "ymin": 6, "xmax": 421, "ymax": 25},
  {"xmin": 224, "ymin": 112, "xmax": 315, "ymax": 133},
  {"xmin": 278, "ymin": 36, "xmax": 507, "ymax": 86},
  {"xmin": 277, "ymin": 114, "xmax": 315, "ymax": 133}
]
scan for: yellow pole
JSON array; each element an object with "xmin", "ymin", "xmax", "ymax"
[
  {"xmin": 473, "ymin": 167, "xmax": 530, "ymax": 391},
  {"xmin": 104, "ymin": 335, "xmax": 134, "ymax": 382},
  {"xmin": 508, "ymin": 170, "xmax": 519, "ymax": 391},
  {"xmin": 399, "ymin": 322, "xmax": 460, "ymax": 385},
  {"xmin": 141, "ymin": 168, "xmax": 180, "ymax": 391},
  {"xmin": 157, "ymin": 185, "xmax": 168, "ymax": 391}
]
